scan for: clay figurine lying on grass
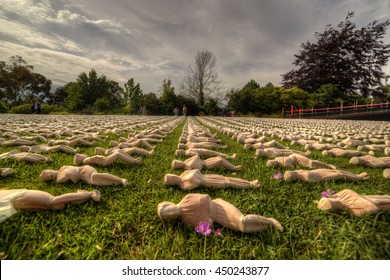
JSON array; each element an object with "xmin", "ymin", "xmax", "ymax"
[
  {"xmin": 349, "ymin": 155, "xmax": 390, "ymax": 168},
  {"xmin": 284, "ymin": 168, "xmax": 369, "ymax": 183},
  {"xmin": 164, "ymin": 169, "xmax": 259, "ymax": 190},
  {"xmin": 73, "ymin": 152, "xmax": 141, "ymax": 167},
  {"xmin": 317, "ymin": 189, "xmax": 390, "ymax": 217},
  {"xmin": 175, "ymin": 148, "xmax": 236, "ymax": 159},
  {"xmin": 40, "ymin": 165, "xmax": 128, "ymax": 186},
  {"xmin": 171, "ymin": 155, "xmax": 241, "ymax": 171},
  {"xmin": 266, "ymin": 153, "xmax": 336, "ymax": 169},
  {"xmin": 158, "ymin": 193, "xmax": 283, "ymax": 233},
  {"xmin": 0, "ymin": 150, "xmax": 52, "ymax": 163},
  {"xmin": 0, "ymin": 188, "xmax": 100, "ymax": 223}
]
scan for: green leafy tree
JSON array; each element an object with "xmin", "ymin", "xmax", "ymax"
[
  {"xmin": 226, "ymin": 81, "xmax": 261, "ymax": 115},
  {"xmin": 98, "ymin": 79, "xmax": 123, "ymax": 111},
  {"xmin": 124, "ymin": 78, "xmax": 143, "ymax": 114},
  {"xmin": 0, "ymin": 56, "xmax": 51, "ymax": 105},
  {"xmin": 0, "ymin": 56, "xmax": 32, "ymax": 105},
  {"xmin": 65, "ymin": 69, "xmax": 123, "ymax": 112},
  {"xmin": 253, "ymin": 83, "xmax": 279, "ymax": 115},
  {"xmin": 0, "ymin": 101, "xmax": 8, "ymax": 113},
  {"xmin": 142, "ymin": 92, "xmax": 161, "ymax": 115},
  {"xmin": 382, "ymin": 85, "xmax": 390, "ymax": 101},
  {"xmin": 159, "ymin": 79, "xmax": 177, "ymax": 115},
  {"xmin": 28, "ymin": 72, "xmax": 52, "ymax": 102},
  {"xmin": 204, "ymin": 97, "xmax": 222, "ymax": 115},
  {"xmin": 312, "ymin": 84, "xmax": 346, "ymax": 107},
  {"xmin": 242, "ymin": 79, "xmax": 260, "ymax": 91},
  {"xmin": 176, "ymin": 94, "xmax": 199, "ymax": 116},
  {"xmin": 277, "ymin": 87, "xmax": 314, "ymax": 109},
  {"xmin": 48, "ymin": 83, "xmax": 71, "ymax": 105},
  {"xmin": 76, "ymin": 69, "xmax": 100, "ymax": 107},
  {"xmin": 282, "ymin": 12, "xmax": 390, "ymax": 98},
  {"xmin": 93, "ymin": 98, "xmax": 111, "ymax": 112},
  {"xmin": 225, "ymin": 88, "xmax": 239, "ymax": 112},
  {"xmin": 65, "ymin": 82, "xmax": 83, "ymax": 111},
  {"xmin": 226, "ymin": 82, "xmax": 281, "ymax": 116}
]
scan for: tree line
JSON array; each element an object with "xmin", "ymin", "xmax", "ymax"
[
  {"xmin": 0, "ymin": 56, "xmax": 212, "ymax": 115},
  {"xmin": 0, "ymin": 52, "xmax": 227, "ymax": 115},
  {"xmin": 1, "ymin": 12, "xmax": 389, "ymax": 116}
]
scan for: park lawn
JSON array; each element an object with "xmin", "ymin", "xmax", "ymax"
[{"xmin": 0, "ymin": 117, "xmax": 389, "ymax": 260}]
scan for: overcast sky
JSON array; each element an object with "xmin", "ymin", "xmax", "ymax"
[{"xmin": 1, "ymin": 0, "xmax": 389, "ymax": 95}]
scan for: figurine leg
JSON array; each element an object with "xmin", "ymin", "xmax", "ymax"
[
  {"xmin": 91, "ymin": 173, "xmax": 128, "ymax": 186},
  {"xmin": 204, "ymin": 156, "xmax": 241, "ymax": 171},
  {"xmin": 213, "ymin": 199, "xmax": 283, "ymax": 232},
  {"xmin": 116, "ymin": 152, "xmax": 141, "ymax": 165},
  {"xmin": 310, "ymin": 160, "xmax": 336, "ymax": 169}
]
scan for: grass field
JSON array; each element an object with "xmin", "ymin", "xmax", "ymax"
[{"xmin": 0, "ymin": 115, "xmax": 389, "ymax": 260}]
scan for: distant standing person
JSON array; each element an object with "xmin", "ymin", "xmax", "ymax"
[
  {"xmin": 182, "ymin": 105, "xmax": 188, "ymax": 116},
  {"xmin": 34, "ymin": 102, "xmax": 41, "ymax": 114},
  {"xmin": 140, "ymin": 105, "xmax": 146, "ymax": 115},
  {"xmin": 31, "ymin": 101, "xmax": 35, "ymax": 113},
  {"xmin": 173, "ymin": 107, "xmax": 179, "ymax": 116}
]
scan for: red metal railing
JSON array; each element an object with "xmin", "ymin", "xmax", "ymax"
[{"xmin": 282, "ymin": 101, "xmax": 390, "ymax": 118}]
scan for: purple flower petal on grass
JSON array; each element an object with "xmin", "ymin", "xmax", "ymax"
[
  {"xmin": 273, "ymin": 172, "xmax": 283, "ymax": 180},
  {"xmin": 196, "ymin": 221, "xmax": 212, "ymax": 236},
  {"xmin": 321, "ymin": 189, "xmax": 334, "ymax": 197},
  {"xmin": 214, "ymin": 229, "xmax": 221, "ymax": 237}
]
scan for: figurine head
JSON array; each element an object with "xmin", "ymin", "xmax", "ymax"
[
  {"xmin": 177, "ymin": 143, "xmax": 186, "ymax": 149},
  {"xmin": 244, "ymin": 144, "xmax": 252, "ymax": 150},
  {"xmin": 39, "ymin": 170, "xmax": 58, "ymax": 181},
  {"xmin": 349, "ymin": 157, "xmax": 360, "ymax": 165},
  {"xmin": 73, "ymin": 153, "xmax": 87, "ymax": 165},
  {"xmin": 255, "ymin": 149, "xmax": 265, "ymax": 157},
  {"xmin": 317, "ymin": 197, "xmax": 343, "ymax": 212},
  {"xmin": 19, "ymin": 145, "xmax": 30, "ymax": 152},
  {"xmin": 109, "ymin": 140, "xmax": 118, "ymax": 147},
  {"xmin": 266, "ymin": 160, "xmax": 280, "ymax": 168},
  {"xmin": 157, "ymin": 201, "xmax": 181, "ymax": 220},
  {"xmin": 383, "ymin": 169, "xmax": 390, "ymax": 179},
  {"xmin": 283, "ymin": 171, "xmax": 298, "ymax": 182},
  {"xmin": 175, "ymin": 149, "xmax": 185, "ymax": 156},
  {"xmin": 164, "ymin": 174, "xmax": 181, "ymax": 185},
  {"xmin": 304, "ymin": 144, "xmax": 312, "ymax": 150},
  {"xmin": 171, "ymin": 160, "xmax": 185, "ymax": 169},
  {"xmin": 94, "ymin": 147, "xmax": 106, "ymax": 155}
]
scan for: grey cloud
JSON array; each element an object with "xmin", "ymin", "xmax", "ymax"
[{"xmin": 1, "ymin": 0, "xmax": 389, "ymax": 94}]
